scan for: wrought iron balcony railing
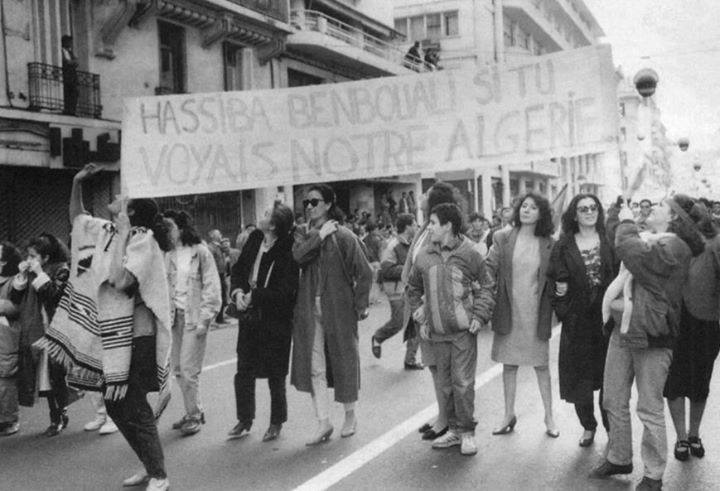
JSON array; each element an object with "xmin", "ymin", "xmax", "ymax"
[{"xmin": 27, "ymin": 62, "xmax": 102, "ymax": 118}]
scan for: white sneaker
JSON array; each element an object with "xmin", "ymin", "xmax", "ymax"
[
  {"xmin": 146, "ymin": 477, "xmax": 170, "ymax": 491},
  {"xmin": 460, "ymin": 433, "xmax": 477, "ymax": 455},
  {"xmin": 84, "ymin": 416, "xmax": 106, "ymax": 432},
  {"xmin": 431, "ymin": 430, "xmax": 461, "ymax": 449},
  {"xmin": 99, "ymin": 419, "xmax": 118, "ymax": 435},
  {"xmin": 122, "ymin": 472, "xmax": 148, "ymax": 487}
]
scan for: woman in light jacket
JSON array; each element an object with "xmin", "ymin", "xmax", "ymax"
[
  {"xmin": 292, "ymin": 184, "xmax": 372, "ymax": 445},
  {"xmin": 486, "ymin": 192, "xmax": 559, "ymax": 437},
  {"xmin": 228, "ymin": 203, "xmax": 298, "ymax": 442},
  {"xmin": 163, "ymin": 210, "xmax": 221, "ymax": 436}
]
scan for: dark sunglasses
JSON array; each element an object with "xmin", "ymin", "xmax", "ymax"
[
  {"xmin": 577, "ymin": 204, "xmax": 598, "ymax": 214},
  {"xmin": 303, "ymin": 198, "xmax": 324, "ymax": 208}
]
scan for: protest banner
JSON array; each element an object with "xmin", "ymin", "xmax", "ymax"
[{"xmin": 121, "ymin": 44, "xmax": 618, "ymax": 198}]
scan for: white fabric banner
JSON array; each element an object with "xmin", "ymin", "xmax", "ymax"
[{"xmin": 121, "ymin": 45, "xmax": 618, "ymax": 198}]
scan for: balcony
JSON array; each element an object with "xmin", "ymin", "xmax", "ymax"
[
  {"xmin": 503, "ymin": 0, "xmax": 572, "ymax": 53},
  {"xmin": 27, "ymin": 62, "xmax": 102, "ymax": 119},
  {"xmin": 225, "ymin": 0, "xmax": 289, "ymax": 23},
  {"xmin": 288, "ymin": 9, "xmax": 419, "ymax": 76}
]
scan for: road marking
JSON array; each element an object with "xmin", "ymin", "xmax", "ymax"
[
  {"xmin": 204, "ymin": 357, "xmax": 237, "ymax": 371},
  {"xmin": 293, "ymin": 363, "xmax": 504, "ymax": 491}
]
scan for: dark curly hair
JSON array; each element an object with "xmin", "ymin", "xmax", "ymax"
[
  {"xmin": 513, "ymin": 192, "xmax": 554, "ymax": 238},
  {"xmin": 426, "ymin": 181, "xmax": 465, "ymax": 216},
  {"xmin": 270, "ymin": 203, "xmax": 295, "ymax": 238},
  {"xmin": 128, "ymin": 198, "xmax": 172, "ymax": 252},
  {"xmin": 561, "ymin": 193, "xmax": 606, "ymax": 236},
  {"xmin": 431, "ymin": 203, "xmax": 464, "ymax": 235},
  {"xmin": 163, "ymin": 209, "xmax": 201, "ymax": 246},
  {"xmin": 28, "ymin": 233, "xmax": 70, "ymax": 264}
]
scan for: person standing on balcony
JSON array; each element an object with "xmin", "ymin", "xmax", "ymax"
[
  {"xmin": 61, "ymin": 35, "xmax": 78, "ymax": 116},
  {"xmin": 405, "ymin": 41, "xmax": 423, "ymax": 71}
]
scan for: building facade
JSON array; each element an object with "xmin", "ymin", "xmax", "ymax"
[
  {"xmin": 0, "ymin": 0, "xmax": 424, "ymax": 244},
  {"xmin": 392, "ymin": 0, "xmax": 608, "ymax": 213}
]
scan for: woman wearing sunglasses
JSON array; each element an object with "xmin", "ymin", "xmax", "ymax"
[
  {"xmin": 548, "ymin": 194, "xmax": 615, "ymax": 447},
  {"xmin": 291, "ymin": 184, "xmax": 372, "ymax": 445}
]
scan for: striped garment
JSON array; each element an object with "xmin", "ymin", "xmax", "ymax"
[
  {"xmin": 35, "ymin": 214, "xmax": 172, "ymax": 406},
  {"xmin": 407, "ymin": 236, "xmax": 495, "ymax": 338}
]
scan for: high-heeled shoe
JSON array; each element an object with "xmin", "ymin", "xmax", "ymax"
[
  {"xmin": 306, "ymin": 424, "xmax": 333, "ymax": 446},
  {"xmin": 341, "ymin": 417, "xmax": 357, "ymax": 438},
  {"xmin": 492, "ymin": 416, "xmax": 517, "ymax": 435},
  {"xmin": 579, "ymin": 430, "xmax": 595, "ymax": 447}
]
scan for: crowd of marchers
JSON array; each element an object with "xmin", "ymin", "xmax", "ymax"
[{"xmin": 2, "ymin": 165, "xmax": 720, "ymax": 491}]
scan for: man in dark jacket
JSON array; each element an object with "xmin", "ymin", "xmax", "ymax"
[{"xmin": 371, "ymin": 214, "xmax": 421, "ymax": 369}]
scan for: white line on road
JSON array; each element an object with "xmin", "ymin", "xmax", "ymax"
[
  {"xmin": 204, "ymin": 357, "xmax": 237, "ymax": 372},
  {"xmin": 293, "ymin": 363, "xmax": 504, "ymax": 491}
]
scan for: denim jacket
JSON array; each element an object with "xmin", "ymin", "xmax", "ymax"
[{"xmin": 165, "ymin": 243, "xmax": 221, "ymax": 328}]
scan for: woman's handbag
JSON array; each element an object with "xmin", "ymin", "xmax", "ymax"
[{"xmin": 225, "ymin": 261, "xmax": 275, "ymax": 325}]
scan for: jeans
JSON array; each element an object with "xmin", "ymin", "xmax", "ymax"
[
  {"xmin": 171, "ymin": 309, "xmax": 208, "ymax": 418},
  {"xmin": 234, "ymin": 365, "xmax": 287, "ymax": 425},
  {"xmin": 106, "ymin": 336, "xmax": 166, "ymax": 479},
  {"xmin": 47, "ymin": 360, "xmax": 69, "ymax": 424},
  {"xmin": 574, "ymin": 388, "xmax": 609, "ymax": 431},
  {"xmin": 432, "ymin": 331, "xmax": 477, "ymax": 434},
  {"xmin": 0, "ymin": 376, "xmax": 18, "ymax": 424},
  {"xmin": 311, "ymin": 297, "xmax": 355, "ymax": 420},
  {"xmin": 373, "ymin": 297, "xmax": 420, "ymax": 364},
  {"xmin": 602, "ymin": 329, "xmax": 673, "ymax": 480}
]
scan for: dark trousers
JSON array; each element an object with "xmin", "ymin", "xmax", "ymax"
[
  {"xmin": 216, "ymin": 273, "xmax": 227, "ymax": 323},
  {"xmin": 574, "ymin": 388, "xmax": 609, "ymax": 432},
  {"xmin": 105, "ymin": 337, "xmax": 166, "ymax": 479},
  {"xmin": 46, "ymin": 361, "xmax": 69, "ymax": 424},
  {"xmin": 234, "ymin": 358, "xmax": 287, "ymax": 426}
]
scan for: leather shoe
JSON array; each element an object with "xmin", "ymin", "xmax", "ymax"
[
  {"xmin": 418, "ymin": 423, "xmax": 432, "ymax": 434},
  {"xmin": 227, "ymin": 420, "xmax": 252, "ymax": 439},
  {"xmin": 404, "ymin": 362, "xmax": 424, "ymax": 370},
  {"xmin": 422, "ymin": 426, "xmax": 448, "ymax": 440},
  {"xmin": 492, "ymin": 416, "xmax": 517, "ymax": 435},
  {"xmin": 589, "ymin": 459, "xmax": 633, "ymax": 478},
  {"xmin": 262, "ymin": 424, "xmax": 282, "ymax": 442},
  {"xmin": 689, "ymin": 436, "xmax": 705, "ymax": 458}
]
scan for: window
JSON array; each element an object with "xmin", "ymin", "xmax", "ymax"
[
  {"xmin": 224, "ymin": 43, "xmax": 243, "ymax": 91},
  {"xmin": 394, "ymin": 17, "xmax": 407, "ymax": 37},
  {"xmin": 444, "ymin": 11, "xmax": 459, "ymax": 36},
  {"xmin": 519, "ymin": 27, "xmax": 530, "ymax": 49},
  {"xmin": 619, "ymin": 102, "xmax": 626, "ymax": 117},
  {"xmin": 409, "ymin": 16, "xmax": 424, "ymax": 41},
  {"xmin": 620, "ymin": 127, "xmax": 627, "ymax": 143},
  {"xmin": 158, "ymin": 21, "xmax": 186, "ymax": 94},
  {"xmin": 503, "ymin": 16, "xmax": 514, "ymax": 47},
  {"xmin": 426, "ymin": 13, "xmax": 441, "ymax": 40},
  {"xmin": 287, "ymin": 69, "xmax": 324, "ymax": 87}
]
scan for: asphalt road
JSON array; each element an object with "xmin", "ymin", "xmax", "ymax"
[{"xmin": 2, "ymin": 298, "xmax": 719, "ymax": 490}]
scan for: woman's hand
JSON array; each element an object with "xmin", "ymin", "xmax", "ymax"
[
  {"xmin": 469, "ymin": 318, "xmax": 482, "ymax": 334},
  {"xmin": 235, "ymin": 291, "xmax": 248, "ymax": 312},
  {"xmin": 74, "ymin": 163, "xmax": 101, "ymax": 182},
  {"xmin": 28, "ymin": 258, "xmax": 43, "ymax": 276},
  {"xmin": 555, "ymin": 281, "xmax": 568, "ymax": 297},
  {"xmin": 318, "ymin": 220, "xmax": 338, "ymax": 240}
]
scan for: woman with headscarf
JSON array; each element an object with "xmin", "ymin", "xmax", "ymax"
[{"xmin": 292, "ymin": 184, "xmax": 372, "ymax": 445}]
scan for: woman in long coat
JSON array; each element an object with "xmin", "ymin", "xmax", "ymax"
[
  {"xmin": 548, "ymin": 193, "xmax": 614, "ymax": 447},
  {"xmin": 292, "ymin": 183, "xmax": 372, "ymax": 445},
  {"xmin": 228, "ymin": 203, "xmax": 298, "ymax": 442},
  {"xmin": 486, "ymin": 192, "xmax": 558, "ymax": 437}
]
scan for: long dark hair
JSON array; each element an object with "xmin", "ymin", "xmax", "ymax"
[
  {"xmin": 513, "ymin": 192, "xmax": 554, "ymax": 238},
  {"xmin": 0, "ymin": 241, "xmax": 22, "ymax": 276},
  {"xmin": 270, "ymin": 203, "xmax": 295, "ymax": 238},
  {"xmin": 128, "ymin": 198, "xmax": 172, "ymax": 252},
  {"xmin": 561, "ymin": 193, "xmax": 606, "ymax": 236},
  {"xmin": 307, "ymin": 183, "xmax": 345, "ymax": 223},
  {"xmin": 668, "ymin": 195, "xmax": 710, "ymax": 256},
  {"xmin": 163, "ymin": 209, "xmax": 201, "ymax": 246}
]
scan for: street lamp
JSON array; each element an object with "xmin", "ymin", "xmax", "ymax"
[
  {"xmin": 678, "ymin": 137, "xmax": 690, "ymax": 152},
  {"xmin": 633, "ymin": 68, "xmax": 659, "ymax": 98}
]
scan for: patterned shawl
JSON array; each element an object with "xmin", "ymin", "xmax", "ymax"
[{"xmin": 35, "ymin": 214, "xmax": 172, "ymax": 408}]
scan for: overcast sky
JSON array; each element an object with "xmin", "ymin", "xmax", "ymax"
[{"xmin": 585, "ymin": 0, "xmax": 720, "ymax": 151}]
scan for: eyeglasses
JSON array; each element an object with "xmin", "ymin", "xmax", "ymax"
[
  {"xmin": 303, "ymin": 198, "xmax": 324, "ymax": 208},
  {"xmin": 577, "ymin": 204, "xmax": 598, "ymax": 214}
]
